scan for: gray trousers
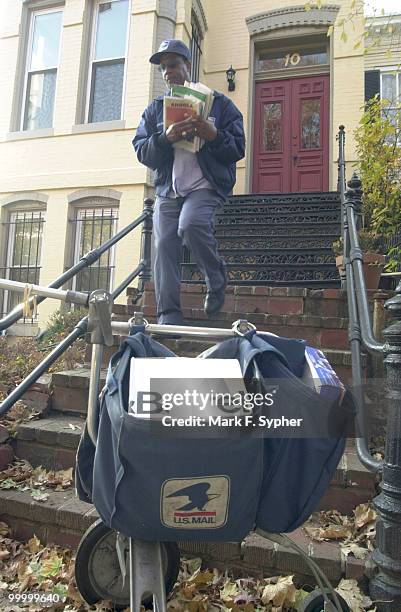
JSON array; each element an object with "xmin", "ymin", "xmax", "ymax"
[{"xmin": 153, "ymin": 188, "xmax": 226, "ymax": 324}]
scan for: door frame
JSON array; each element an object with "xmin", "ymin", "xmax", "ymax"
[{"xmin": 245, "ymin": 28, "xmax": 335, "ymax": 194}]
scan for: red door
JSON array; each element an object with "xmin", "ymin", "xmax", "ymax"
[{"xmin": 252, "ymin": 75, "xmax": 329, "ymax": 193}]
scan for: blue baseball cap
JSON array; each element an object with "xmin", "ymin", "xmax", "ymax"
[{"xmin": 149, "ymin": 39, "xmax": 191, "ymax": 65}]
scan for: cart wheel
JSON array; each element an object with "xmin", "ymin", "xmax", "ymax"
[
  {"xmin": 74, "ymin": 519, "xmax": 180, "ymax": 610},
  {"xmin": 298, "ymin": 588, "xmax": 350, "ymax": 612}
]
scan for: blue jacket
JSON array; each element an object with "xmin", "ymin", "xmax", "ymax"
[{"xmin": 132, "ymin": 91, "xmax": 245, "ymax": 199}]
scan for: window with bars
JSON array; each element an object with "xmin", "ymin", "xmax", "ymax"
[
  {"xmin": 86, "ymin": 0, "xmax": 130, "ymax": 123},
  {"xmin": 22, "ymin": 7, "xmax": 63, "ymax": 131},
  {"xmin": 70, "ymin": 207, "xmax": 118, "ymax": 294},
  {"xmin": 1, "ymin": 211, "xmax": 45, "ymax": 321},
  {"xmin": 190, "ymin": 11, "xmax": 203, "ymax": 83}
]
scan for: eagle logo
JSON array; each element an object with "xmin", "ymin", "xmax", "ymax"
[{"xmin": 167, "ymin": 482, "xmax": 220, "ymax": 511}]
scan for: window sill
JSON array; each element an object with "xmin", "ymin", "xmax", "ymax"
[
  {"xmin": 5, "ymin": 128, "xmax": 55, "ymax": 141},
  {"xmin": 71, "ymin": 120, "xmax": 126, "ymax": 134}
]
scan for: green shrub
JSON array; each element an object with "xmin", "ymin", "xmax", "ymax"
[
  {"xmin": 354, "ymin": 95, "xmax": 401, "ymax": 269},
  {"xmin": 38, "ymin": 308, "xmax": 87, "ymax": 348}
]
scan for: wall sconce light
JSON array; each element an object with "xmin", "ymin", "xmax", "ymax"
[{"xmin": 226, "ymin": 65, "xmax": 236, "ymax": 92}]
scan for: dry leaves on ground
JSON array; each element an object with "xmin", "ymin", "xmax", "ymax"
[
  {"xmin": 0, "ymin": 396, "xmax": 43, "ymax": 436},
  {"xmin": 336, "ymin": 579, "xmax": 374, "ymax": 612},
  {"xmin": 303, "ymin": 503, "xmax": 377, "ymax": 560},
  {"xmin": 0, "ymin": 525, "xmax": 377, "ymax": 612},
  {"xmin": 0, "ymin": 459, "xmax": 73, "ymax": 502}
]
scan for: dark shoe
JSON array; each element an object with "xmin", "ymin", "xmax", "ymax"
[{"xmin": 204, "ymin": 287, "xmax": 225, "ymax": 317}]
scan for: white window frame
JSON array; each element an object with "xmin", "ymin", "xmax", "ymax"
[
  {"xmin": 20, "ymin": 6, "xmax": 64, "ymax": 131},
  {"xmin": 190, "ymin": 10, "xmax": 203, "ymax": 83},
  {"xmin": 380, "ymin": 67, "xmax": 401, "ymax": 104},
  {"xmin": 72, "ymin": 207, "xmax": 118, "ymax": 293},
  {"xmin": 85, "ymin": 0, "xmax": 131, "ymax": 124},
  {"xmin": 3, "ymin": 210, "xmax": 46, "ymax": 320}
]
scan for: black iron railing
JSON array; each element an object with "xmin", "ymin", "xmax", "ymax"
[
  {"xmin": 338, "ymin": 126, "xmax": 401, "ymax": 611},
  {"xmin": 0, "ymin": 198, "xmax": 154, "ymax": 416}
]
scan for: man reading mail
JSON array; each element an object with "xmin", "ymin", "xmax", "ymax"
[{"xmin": 133, "ymin": 39, "xmax": 245, "ymax": 326}]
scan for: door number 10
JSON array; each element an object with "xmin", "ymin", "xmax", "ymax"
[{"xmin": 284, "ymin": 53, "xmax": 301, "ymax": 67}]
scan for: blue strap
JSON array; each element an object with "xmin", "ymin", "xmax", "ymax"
[
  {"xmin": 129, "ymin": 324, "xmax": 146, "ymax": 335},
  {"xmin": 105, "ymin": 336, "xmax": 146, "ymax": 395},
  {"xmin": 243, "ymin": 328, "xmax": 257, "ymax": 341}
]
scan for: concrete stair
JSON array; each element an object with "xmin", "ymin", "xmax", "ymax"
[{"xmin": 0, "ymin": 280, "xmax": 380, "ymax": 583}]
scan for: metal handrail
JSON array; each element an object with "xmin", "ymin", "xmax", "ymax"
[
  {"xmin": 338, "ymin": 129, "xmax": 401, "ymax": 609},
  {"xmin": 0, "ymin": 262, "xmax": 147, "ymax": 417},
  {"xmin": 0, "ymin": 198, "xmax": 154, "ymax": 416},
  {"xmin": 337, "ymin": 128, "xmax": 383, "ymax": 473},
  {"xmin": 0, "ymin": 201, "xmax": 153, "ymax": 331}
]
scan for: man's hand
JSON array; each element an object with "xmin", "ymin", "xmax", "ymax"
[
  {"xmin": 165, "ymin": 118, "xmax": 192, "ymax": 143},
  {"xmin": 165, "ymin": 115, "xmax": 218, "ymax": 143},
  {"xmin": 182, "ymin": 116, "xmax": 218, "ymax": 142}
]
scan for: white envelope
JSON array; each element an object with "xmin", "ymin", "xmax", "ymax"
[{"xmin": 128, "ymin": 357, "xmax": 247, "ymax": 419}]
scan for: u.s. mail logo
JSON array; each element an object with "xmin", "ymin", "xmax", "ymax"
[{"xmin": 161, "ymin": 476, "xmax": 230, "ymax": 529}]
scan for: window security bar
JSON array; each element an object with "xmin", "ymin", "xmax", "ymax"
[
  {"xmin": 1, "ymin": 210, "xmax": 45, "ymax": 323},
  {"xmin": 69, "ymin": 207, "xmax": 119, "ymax": 296},
  {"xmin": 0, "ymin": 196, "xmax": 154, "ymax": 416},
  {"xmin": 0, "ymin": 200, "xmax": 153, "ymax": 331}
]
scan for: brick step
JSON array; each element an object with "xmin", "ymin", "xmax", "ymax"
[
  {"xmin": 13, "ymin": 414, "xmax": 85, "ymax": 470},
  {"xmin": 13, "ymin": 413, "xmax": 377, "ymax": 518},
  {"xmin": 0, "ymin": 486, "xmax": 364, "ymax": 581},
  {"xmin": 132, "ymin": 309, "xmax": 351, "ymax": 350},
  {"xmin": 130, "ymin": 285, "xmax": 371, "ymax": 320},
  {"xmin": 51, "ymin": 368, "xmax": 107, "ymax": 416}
]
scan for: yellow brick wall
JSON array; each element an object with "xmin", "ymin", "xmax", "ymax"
[
  {"xmin": 0, "ymin": 0, "xmax": 370, "ymax": 331},
  {"xmin": 202, "ymin": 0, "xmax": 365, "ymax": 192},
  {"xmin": 0, "ymin": 0, "xmax": 156, "ymax": 328},
  {"xmin": 364, "ymin": 20, "xmax": 401, "ymax": 70}
]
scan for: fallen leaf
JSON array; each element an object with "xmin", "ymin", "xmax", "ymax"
[
  {"xmin": 40, "ymin": 552, "xmax": 63, "ymax": 577},
  {"xmin": 336, "ymin": 578, "xmax": 373, "ymax": 611},
  {"xmin": 27, "ymin": 535, "xmax": 42, "ymax": 554},
  {"xmin": 220, "ymin": 580, "xmax": 241, "ymax": 602},
  {"xmin": 304, "ymin": 524, "xmax": 352, "ymax": 541},
  {"xmin": 0, "ymin": 549, "xmax": 11, "ymax": 560},
  {"xmin": 341, "ymin": 542, "xmax": 369, "ymax": 559},
  {"xmin": 261, "ymin": 575, "xmax": 297, "ymax": 607},
  {"xmin": 0, "ymin": 521, "xmax": 10, "ymax": 536},
  {"xmin": 354, "ymin": 503, "xmax": 377, "ymax": 529},
  {"xmin": 30, "ymin": 489, "xmax": 49, "ymax": 502}
]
